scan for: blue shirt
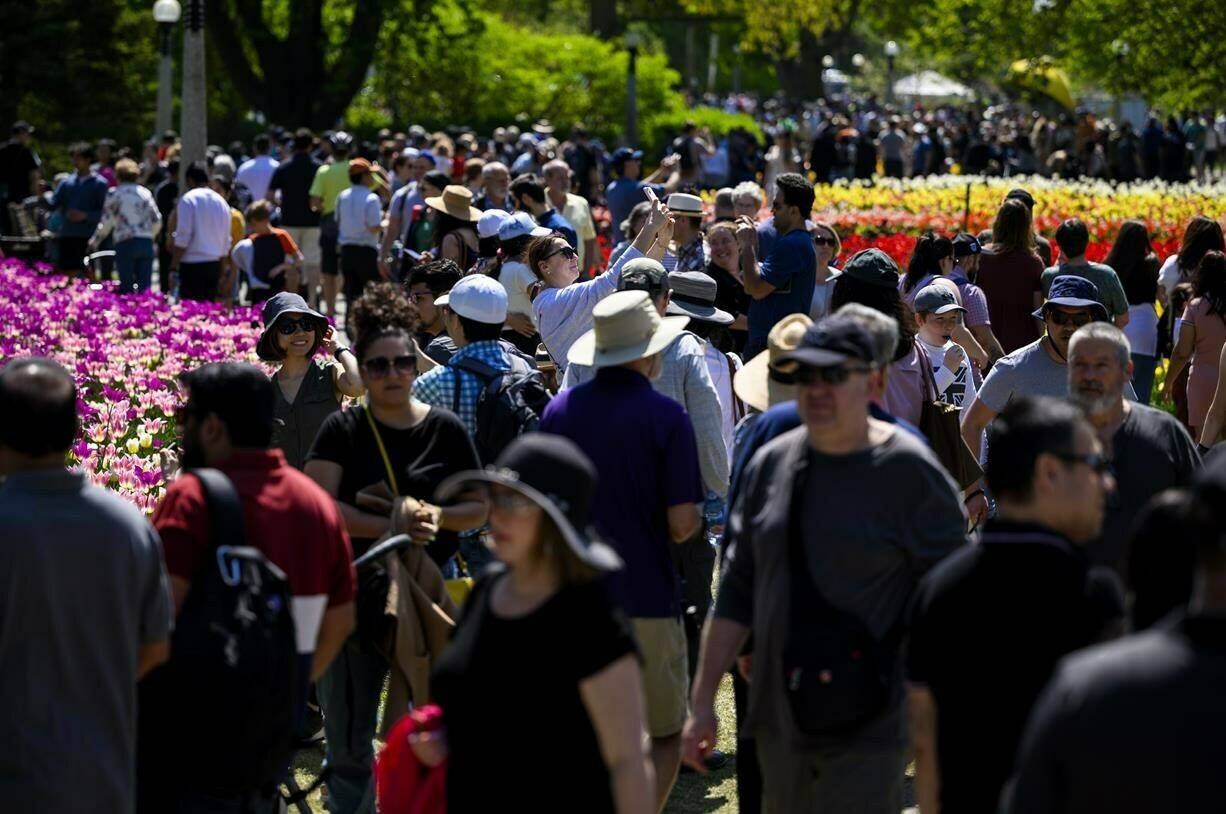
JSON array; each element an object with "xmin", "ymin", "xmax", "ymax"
[
  {"xmin": 411, "ymin": 340, "xmax": 512, "ymax": 440},
  {"xmin": 605, "ymin": 178, "xmax": 664, "ymax": 240},
  {"xmin": 756, "ymin": 217, "xmax": 778, "ymax": 258},
  {"xmin": 748, "ymin": 227, "xmax": 817, "ymax": 346},
  {"xmin": 51, "ymin": 172, "xmax": 109, "ymax": 237},
  {"xmin": 536, "ymin": 208, "xmax": 578, "ymax": 250},
  {"xmin": 540, "ymin": 367, "xmax": 704, "ymax": 617}
]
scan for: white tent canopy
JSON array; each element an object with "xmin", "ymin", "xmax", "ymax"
[{"xmin": 893, "ymin": 70, "xmax": 973, "ymax": 99}]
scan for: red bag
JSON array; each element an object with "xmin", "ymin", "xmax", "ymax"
[{"xmin": 375, "ymin": 705, "xmax": 447, "ymax": 814}]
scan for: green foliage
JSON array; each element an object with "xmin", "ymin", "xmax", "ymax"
[{"xmin": 641, "ymin": 106, "xmax": 762, "ymax": 159}]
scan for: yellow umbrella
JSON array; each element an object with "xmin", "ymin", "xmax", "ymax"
[{"xmin": 1008, "ymin": 59, "xmax": 1076, "ymax": 111}]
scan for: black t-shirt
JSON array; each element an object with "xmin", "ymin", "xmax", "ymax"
[
  {"xmin": 306, "ymin": 404, "xmax": 479, "ymax": 563},
  {"xmin": 268, "ymin": 152, "xmax": 322, "ymax": 227},
  {"xmin": 704, "ymin": 261, "xmax": 750, "ymax": 321},
  {"xmin": 432, "ymin": 569, "xmax": 637, "ymax": 813},
  {"xmin": 906, "ymin": 520, "xmax": 1123, "ymax": 814},
  {"xmin": 0, "ymin": 140, "xmax": 39, "ymax": 202},
  {"xmin": 1091, "ymin": 404, "xmax": 1199, "ymax": 575}
]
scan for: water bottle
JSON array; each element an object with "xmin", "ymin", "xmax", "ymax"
[{"xmin": 703, "ymin": 492, "xmax": 725, "ymax": 550}]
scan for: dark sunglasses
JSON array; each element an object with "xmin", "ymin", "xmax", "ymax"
[
  {"xmin": 276, "ymin": 317, "xmax": 321, "ymax": 336},
  {"xmin": 774, "ymin": 364, "xmax": 872, "ymax": 386},
  {"xmin": 1046, "ymin": 310, "xmax": 1094, "ymax": 327},
  {"xmin": 1053, "ymin": 451, "xmax": 1112, "ymax": 475},
  {"xmin": 362, "ymin": 355, "xmax": 417, "ymax": 378},
  {"xmin": 813, "ymin": 236, "xmax": 837, "ymax": 246},
  {"xmin": 542, "ymin": 244, "xmax": 578, "ymax": 262}
]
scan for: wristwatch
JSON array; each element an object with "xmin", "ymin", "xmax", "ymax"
[{"xmin": 333, "ymin": 346, "xmax": 352, "ymax": 362}]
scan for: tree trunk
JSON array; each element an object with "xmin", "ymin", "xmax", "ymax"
[
  {"xmin": 774, "ymin": 29, "xmax": 826, "ymax": 100},
  {"xmin": 589, "ymin": 0, "xmax": 619, "ymax": 40},
  {"xmin": 206, "ymin": 0, "xmax": 389, "ymax": 129}
]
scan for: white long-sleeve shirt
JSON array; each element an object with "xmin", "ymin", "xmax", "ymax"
[{"xmin": 533, "ymin": 246, "xmax": 642, "ymax": 371}]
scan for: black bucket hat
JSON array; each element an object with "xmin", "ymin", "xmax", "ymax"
[
  {"xmin": 256, "ymin": 292, "xmax": 328, "ymax": 362},
  {"xmin": 435, "ymin": 434, "xmax": 622, "ymax": 572}
]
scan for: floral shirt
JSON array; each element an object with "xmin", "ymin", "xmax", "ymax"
[{"xmin": 91, "ymin": 182, "xmax": 161, "ymax": 245}]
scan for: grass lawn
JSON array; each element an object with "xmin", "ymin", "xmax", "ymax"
[{"xmin": 286, "ymin": 673, "xmax": 743, "ymax": 813}]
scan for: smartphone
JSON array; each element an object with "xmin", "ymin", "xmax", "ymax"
[
  {"xmin": 644, "ymin": 186, "xmax": 658, "ymax": 205},
  {"xmin": 406, "ymin": 249, "xmax": 423, "ymax": 261}
]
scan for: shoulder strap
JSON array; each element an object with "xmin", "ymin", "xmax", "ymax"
[
  {"xmin": 451, "ymin": 355, "xmax": 504, "ymax": 381},
  {"xmin": 362, "ymin": 404, "xmax": 400, "ymax": 496},
  {"xmin": 190, "ymin": 468, "xmax": 248, "ymax": 551},
  {"xmin": 726, "ymin": 352, "xmax": 746, "ymax": 425},
  {"xmin": 917, "ymin": 341, "xmax": 940, "ymax": 402}
]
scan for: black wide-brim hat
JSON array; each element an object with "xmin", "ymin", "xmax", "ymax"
[
  {"xmin": 256, "ymin": 292, "xmax": 328, "ymax": 362},
  {"xmin": 435, "ymin": 434, "xmax": 622, "ymax": 572}
]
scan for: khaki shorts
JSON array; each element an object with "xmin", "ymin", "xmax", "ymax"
[
  {"xmin": 283, "ymin": 226, "xmax": 322, "ymax": 286},
  {"xmin": 630, "ymin": 616, "xmax": 689, "ymax": 738}
]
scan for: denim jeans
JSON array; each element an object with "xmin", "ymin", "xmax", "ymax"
[
  {"xmin": 316, "ymin": 634, "xmax": 388, "ymax": 814},
  {"xmin": 1131, "ymin": 352, "xmax": 1156, "ymax": 406},
  {"xmin": 115, "ymin": 237, "xmax": 154, "ymax": 293}
]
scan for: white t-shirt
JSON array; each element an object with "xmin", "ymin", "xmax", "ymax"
[
  {"xmin": 235, "ymin": 155, "xmax": 280, "ymax": 203},
  {"xmin": 1125, "ymin": 303, "xmax": 1159, "ymax": 356},
  {"xmin": 498, "ymin": 260, "xmax": 538, "ymax": 325},
  {"xmin": 809, "ymin": 268, "xmax": 841, "ymax": 320},
  {"xmin": 1158, "ymin": 254, "xmax": 1188, "ymax": 301},
  {"xmin": 919, "ymin": 337, "xmax": 979, "ymax": 417},
  {"xmin": 702, "ymin": 340, "xmax": 743, "ymax": 470}
]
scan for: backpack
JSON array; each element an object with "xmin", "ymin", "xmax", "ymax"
[
  {"xmin": 137, "ymin": 469, "xmax": 299, "ymax": 800},
  {"xmin": 451, "ymin": 354, "xmax": 551, "ymax": 463}
]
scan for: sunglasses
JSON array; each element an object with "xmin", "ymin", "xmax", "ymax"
[
  {"xmin": 775, "ymin": 364, "xmax": 872, "ymax": 386},
  {"xmin": 1046, "ymin": 310, "xmax": 1094, "ymax": 327},
  {"xmin": 1053, "ymin": 451, "xmax": 1112, "ymax": 475},
  {"xmin": 490, "ymin": 490, "xmax": 537, "ymax": 512},
  {"xmin": 542, "ymin": 244, "xmax": 578, "ymax": 262},
  {"xmin": 361, "ymin": 355, "xmax": 417, "ymax": 378},
  {"xmin": 813, "ymin": 236, "xmax": 837, "ymax": 246},
  {"xmin": 276, "ymin": 317, "xmax": 321, "ymax": 336}
]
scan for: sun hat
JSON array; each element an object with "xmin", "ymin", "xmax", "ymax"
[
  {"xmin": 914, "ymin": 284, "xmax": 967, "ymax": 315},
  {"xmin": 498, "ymin": 211, "xmax": 551, "ymax": 242},
  {"xmin": 733, "ymin": 313, "xmax": 812, "ymax": 413},
  {"xmin": 1033, "ymin": 275, "xmax": 1109, "ymax": 322},
  {"xmin": 566, "ymin": 290, "xmax": 690, "ymax": 368},
  {"xmin": 476, "ymin": 209, "xmax": 513, "ymax": 240},
  {"xmin": 256, "ymin": 292, "xmax": 328, "ymax": 362},
  {"xmin": 532, "ymin": 119, "xmax": 555, "ymax": 136},
  {"xmin": 840, "ymin": 248, "xmax": 901, "ymax": 289},
  {"xmin": 425, "ymin": 185, "xmax": 482, "ymax": 222},
  {"xmin": 775, "ymin": 316, "xmax": 877, "ymax": 369},
  {"xmin": 666, "ymin": 192, "xmax": 704, "ymax": 219},
  {"xmin": 435, "ymin": 433, "xmax": 622, "ymax": 572},
  {"xmin": 666, "ymin": 271, "xmax": 733, "ymax": 325},
  {"xmin": 445, "ymin": 275, "xmax": 508, "ymax": 325}
]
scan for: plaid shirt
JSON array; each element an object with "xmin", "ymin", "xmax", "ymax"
[
  {"xmin": 673, "ymin": 235, "xmax": 708, "ymax": 272},
  {"xmin": 412, "ymin": 340, "xmax": 512, "ymax": 438}
]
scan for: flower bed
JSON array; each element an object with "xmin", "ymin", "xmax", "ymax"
[{"xmin": 0, "ymin": 260, "xmax": 264, "ymax": 513}]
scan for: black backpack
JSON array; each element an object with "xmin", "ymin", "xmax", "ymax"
[
  {"xmin": 137, "ymin": 469, "xmax": 299, "ymax": 801},
  {"xmin": 451, "ymin": 354, "xmax": 551, "ymax": 463}
]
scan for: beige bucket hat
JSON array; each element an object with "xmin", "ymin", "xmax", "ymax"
[
  {"xmin": 733, "ymin": 313, "xmax": 813, "ymax": 413},
  {"xmin": 566, "ymin": 290, "xmax": 690, "ymax": 368}
]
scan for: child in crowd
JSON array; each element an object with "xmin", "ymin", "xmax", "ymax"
[{"xmin": 229, "ymin": 199, "xmax": 304, "ymax": 303}]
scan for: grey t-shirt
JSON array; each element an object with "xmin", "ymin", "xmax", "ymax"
[
  {"xmin": 717, "ymin": 426, "xmax": 966, "ymax": 748},
  {"xmin": 1091, "ymin": 404, "xmax": 1200, "ymax": 575},
  {"xmin": 0, "ymin": 470, "xmax": 172, "ymax": 814},
  {"xmin": 978, "ymin": 338, "xmax": 1137, "ymax": 413},
  {"xmin": 1040, "ymin": 262, "xmax": 1129, "ymax": 319}
]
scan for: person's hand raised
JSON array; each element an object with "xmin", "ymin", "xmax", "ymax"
[
  {"xmin": 735, "ymin": 215, "xmax": 757, "ymax": 246},
  {"xmin": 644, "ymin": 197, "xmax": 670, "ymax": 235}
]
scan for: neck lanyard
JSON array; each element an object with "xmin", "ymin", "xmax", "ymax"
[{"xmin": 364, "ymin": 403, "xmax": 400, "ymax": 497}]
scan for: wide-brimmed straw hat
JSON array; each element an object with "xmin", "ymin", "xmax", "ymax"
[
  {"xmin": 566, "ymin": 290, "xmax": 690, "ymax": 368},
  {"xmin": 435, "ymin": 434, "xmax": 622, "ymax": 571},
  {"xmin": 425, "ymin": 185, "xmax": 482, "ymax": 222},
  {"xmin": 733, "ymin": 313, "xmax": 812, "ymax": 412}
]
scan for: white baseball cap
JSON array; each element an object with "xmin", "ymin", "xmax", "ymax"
[
  {"xmin": 477, "ymin": 208, "xmax": 513, "ymax": 239},
  {"xmin": 498, "ymin": 211, "xmax": 552, "ymax": 242},
  {"xmin": 446, "ymin": 274, "xmax": 508, "ymax": 324}
]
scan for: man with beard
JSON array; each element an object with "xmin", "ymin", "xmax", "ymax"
[{"xmin": 1066, "ymin": 323, "xmax": 1199, "ymax": 576}]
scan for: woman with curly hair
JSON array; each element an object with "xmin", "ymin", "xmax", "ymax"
[
  {"xmin": 1164, "ymin": 251, "xmax": 1226, "ymax": 438},
  {"xmin": 304, "ymin": 283, "xmax": 487, "ymax": 814}
]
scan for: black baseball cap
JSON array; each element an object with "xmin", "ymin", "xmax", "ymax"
[
  {"xmin": 1005, "ymin": 188, "xmax": 1036, "ymax": 210},
  {"xmin": 841, "ymin": 248, "xmax": 901, "ymax": 289},
  {"xmin": 775, "ymin": 316, "xmax": 876, "ymax": 368}
]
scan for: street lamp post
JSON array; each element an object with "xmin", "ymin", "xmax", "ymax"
[
  {"xmin": 180, "ymin": 0, "xmax": 207, "ymax": 182},
  {"xmin": 884, "ymin": 40, "xmax": 899, "ymax": 105},
  {"xmin": 1111, "ymin": 39, "xmax": 1131, "ymax": 125},
  {"xmin": 625, "ymin": 32, "xmax": 641, "ymax": 147},
  {"xmin": 153, "ymin": 0, "xmax": 181, "ymax": 137}
]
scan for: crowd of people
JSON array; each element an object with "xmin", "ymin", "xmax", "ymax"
[{"xmin": 2, "ymin": 111, "xmax": 1226, "ymax": 814}]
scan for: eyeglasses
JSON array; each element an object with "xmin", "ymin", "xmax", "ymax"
[
  {"xmin": 361, "ymin": 355, "xmax": 417, "ymax": 378},
  {"xmin": 542, "ymin": 244, "xmax": 578, "ymax": 262},
  {"xmin": 1053, "ymin": 451, "xmax": 1113, "ymax": 475},
  {"xmin": 276, "ymin": 317, "xmax": 320, "ymax": 336},
  {"xmin": 407, "ymin": 290, "xmax": 434, "ymax": 304},
  {"xmin": 813, "ymin": 236, "xmax": 837, "ymax": 246},
  {"xmin": 793, "ymin": 364, "xmax": 872, "ymax": 386},
  {"xmin": 1046, "ymin": 310, "xmax": 1094, "ymax": 327}
]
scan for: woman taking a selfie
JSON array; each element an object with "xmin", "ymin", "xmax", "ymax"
[
  {"xmin": 419, "ymin": 434, "xmax": 653, "ymax": 814},
  {"xmin": 304, "ymin": 283, "xmax": 485, "ymax": 814}
]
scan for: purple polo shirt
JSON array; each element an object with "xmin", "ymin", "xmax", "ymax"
[{"xmin": 540, "ymin": 366, "xmax": 704, "ymax": 618}]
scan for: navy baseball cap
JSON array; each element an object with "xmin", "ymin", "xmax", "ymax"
[
  {"xmin": 611, "ymin": 147, "xmax": 644, "ymax": 166},
  {"xmin": 952, "ymin": 232, "xmax": 981, "ymax": 258},
  {"xmin": 775, "ymin": 316, "xmax": 876, "ymax": 368},
  {"xmin": 914, "ymin": 284, "xmax": 967, "ymax": 315},
  {"xmin": 1034, "ymin": 275, "xmax": 1109, "ymax": 322}
]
